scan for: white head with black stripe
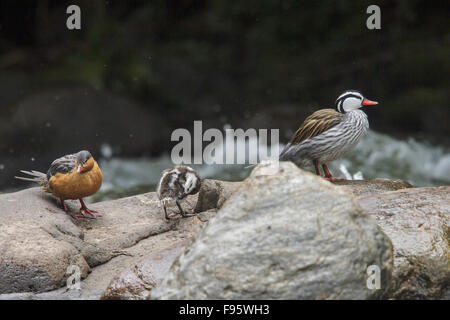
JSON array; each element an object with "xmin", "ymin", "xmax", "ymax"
[{"xmin": 335, "ymin": 90, "xmax": 378, "ymax": 114}]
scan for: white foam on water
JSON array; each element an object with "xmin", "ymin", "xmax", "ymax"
[
  {"xmin": 98, "ymin": 131, "xmax": 449, "ymax": 192},
  {"xmin": 332, "ymin": 131, "xmax": 450, "ymax": 186}
]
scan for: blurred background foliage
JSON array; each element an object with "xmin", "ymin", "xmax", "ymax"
[{"xmin": 0, "ymin": 0, "xmax": 448, "ymax": 189}]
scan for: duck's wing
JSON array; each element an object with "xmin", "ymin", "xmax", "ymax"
[
  {"xmin": 157, "ymin": 168, "xmax": 174, "ymax": 198},
  {"xmin": 288, "ymin": 109, "xmax": 343, "ymax": 145},
  {"xmin": 47, "ymin": 153, "xmax": 78, "ymax": 180}
]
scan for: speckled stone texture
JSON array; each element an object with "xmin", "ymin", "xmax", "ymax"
[
  {"xmin": 151, "ymin": 161, "xmax": 394, "ymax": 300},
  {"xmin": 358, "ymin": 186, "xmax": 450, "ymax": 299}
]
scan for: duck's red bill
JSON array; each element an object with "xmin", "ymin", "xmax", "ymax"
[{"xmin": 362, "ymin": 99, "xmax": 378, "ymax": 106}]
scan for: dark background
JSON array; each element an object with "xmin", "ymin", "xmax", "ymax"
[{"xmin": 0, "ymin": 0, "xmax": 449, "ymax": 189}]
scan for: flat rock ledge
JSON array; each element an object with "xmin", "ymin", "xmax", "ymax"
[
  {"xmin": 0, "ymin": 162, "xmax": 448, "ymax": 300},
  {"xmin": 359, "ymin": 186, "xmax": 449, "ymax": 299},
  {"xmin": 0, "ymin": 179, "xmax": 239, "ymax": 299}
]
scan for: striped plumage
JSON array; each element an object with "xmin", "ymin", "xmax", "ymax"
[
  {"xmin": 287, "ymin": 109, "xmax": 344, "ymax": 145},
  {"xmin": 157, "ymin": 165, "xmax": 201, "ymax": 220},
  {"xmin": 280, "ymin": 109, "xmax": 369, "ymax": 167},
  {"xmin": 279, "ymin": 90, "xmax": 377, "ymax": 180}
]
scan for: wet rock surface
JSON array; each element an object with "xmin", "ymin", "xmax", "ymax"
[
  {"xmin": 1, "ymin": 166, "xmax": 448, "ymax": 300},
  {"xmin": 151, "ymin": 162, "xmax": 394, "ymax": 300},
  {"xmin": 100, "ymin": 176, "xmax": 420, "ymax": 300},
  {"xmin": 0, "ymin": 187, "xmax": 186, "ymax": 294},
  {"xmin": 100, "ymin": 240, "xmax": 190, "ymax": 300},
  {"xmin": 333, "ymin": 179, "xmax": 414, "ymax": 197},
  {"xmin": 358, "ymin": 186, "xmax": 450, "ymax": 299},
  {"xmin": 194, "ymin": 179, "xmax": 241, "ymax": 213},
  {"xmin": 0, "ymin": 179, "xmax": 235, "ymax": 298}
]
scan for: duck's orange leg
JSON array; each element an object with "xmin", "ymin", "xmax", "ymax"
[
  {"xmin": 60, "ymin": 198, "xmax": 85, "ymax": 219},
  {"xmin": 322, "ymin": 164, "xmax": 346, "ymax": 181},
  {"xmin": 79, "ymin": 198, "xmax": 102, "ymax": 218},
  {"xmin": 313, "ymin": 160, "xmax": 322, "ymax": 176}
]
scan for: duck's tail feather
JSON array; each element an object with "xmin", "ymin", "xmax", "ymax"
[{"xmin": 15, "ymin": 170, "xmax": 48, "ymax": 186}]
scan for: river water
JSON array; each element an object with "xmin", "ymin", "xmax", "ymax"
[{"xmin": 93, "ymin": 131, "xmax": 450, "ymax": 201}]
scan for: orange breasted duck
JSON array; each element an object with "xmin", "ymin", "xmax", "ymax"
[{"xmin": 15, "ymin": 150, "xmax": 103, "ymax": 219}]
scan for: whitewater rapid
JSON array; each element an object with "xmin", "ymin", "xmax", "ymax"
[{"xmin": 97, "ymin": 131, "xmax": 450, "ymax": 199}]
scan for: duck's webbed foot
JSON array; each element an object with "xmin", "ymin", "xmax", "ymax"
[
  {"xmin": 324, "ymin": 176, "xmax": 346, "ymax": 182},
  {"xmin": 322, "ymin": 164, "xmax": 346, "ymax": 181},
  {"xmin": 79, "ymin": 208, "xmax": 101, "ymax": 219},
  {"xmin": 60, "ymin": 198, "xmax": 85, "ymax": 219},
  {"xmin": 78, "ymin": 199, "xmax": 102, "ymax": 219}
]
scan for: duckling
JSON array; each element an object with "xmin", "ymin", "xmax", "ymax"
[
  {"xmin": 157, "ymin": 165, "xmax": 201, "ymax": 220},
  {"xmin": 15, "ymin": 150, "xmax": 103, "ymax": 219}
]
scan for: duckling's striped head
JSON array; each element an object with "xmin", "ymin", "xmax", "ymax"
[{"xmin": 182, "ymin": 166, "xmax": 201, "ymax": 196}]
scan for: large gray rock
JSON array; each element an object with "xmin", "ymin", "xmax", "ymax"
[
  {"xmin": 100, "ymin": 179, "xmax": 239, "ymax": 300},
  {"xmin": 3, "ymin": 171, "xmax": 446, "ymax": 300},
  {"xmin": 194, "ymin": 179, "xmax": 241, "ymax": 213},
  {"xmin": 358, "ymin": 186, "xmax": 450, "ymax": 299},
  {"xmin": 0, "ymin": 186, "xmax": 196, "ymax": 294},
  {"xmin": 0, "ymin": 222, "xmax": 90, "ymax": 293},
  {"xmin": 100, "ymin": 241, "xmax": 189, "ymax": 300},
  {"xmin": 99, "ymin": 177, "xmax": 412, "ymax": 300},
  {"xmin": 151, "ymin": 161, "xmax": 394, "ymax": 300},
  {"xmin": 0, "ymin": 179, "xmax": 236, "ymax": 297}
]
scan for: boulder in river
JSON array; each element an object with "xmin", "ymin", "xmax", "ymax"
[
  {"xmin": 358, "ymin": 186, "xmax": 450, "ymax": 299},
  {"xmin": 0, "ymin": 179, "xmax": 236, "ymax": 298},
  {"xmin": 101, "ymin": 176, "xmax": 415, "ymax": 300},
  {"xmin": 1, "ymin": 167, "xmax": 447, "ymax": 300},
  {"xmin": 0, "ymin": 186, "xmax": 187, "ymax": 294},
  {"xmin": 150, "ymin": 161, "xmax": 394, "ymax": 299}
]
